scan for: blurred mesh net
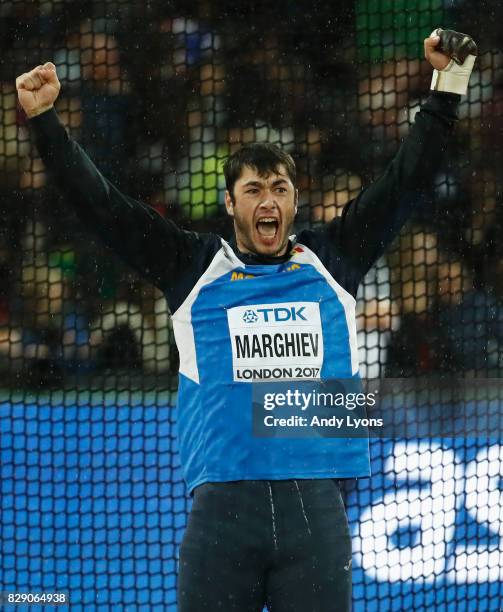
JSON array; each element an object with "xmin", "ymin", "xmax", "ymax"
[{"xmin": 1, "ymin": 0, "xmax": 502, "ymax": 610}]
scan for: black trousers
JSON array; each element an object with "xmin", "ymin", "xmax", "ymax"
[{"xmin": 177, "ymin": 479, "xmax": 352, "ymax": 611}]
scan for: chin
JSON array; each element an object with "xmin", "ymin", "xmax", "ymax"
[
  {"xmin": 253, "ymin": 238, "xmax": 287, "ymax": 257},
  {"xmin": 237, "ymin": 225, "xmax": 290, "ymax": 256}
]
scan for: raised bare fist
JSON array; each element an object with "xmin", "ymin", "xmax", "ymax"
[{"xmin": 16, "ymin": 62, "xmax": 61, "ymax": 118}]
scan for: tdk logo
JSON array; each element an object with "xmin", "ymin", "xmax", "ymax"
[
  {"xmin": 242, "ymin": 310, "xmax": 259, "ymax": 323},
  {"xmin": 242, "ymin": 306, "xmax": 307, "ymax": 324}
]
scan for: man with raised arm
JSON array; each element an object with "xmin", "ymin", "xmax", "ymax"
[{"xmin": 17, "ymin": 28, "xmax": 476, "ymax": 612}]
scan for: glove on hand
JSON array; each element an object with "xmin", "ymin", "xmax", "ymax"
[{"xmin": 430, "ymin": 28, "xmax": 477, "ymax": 95}]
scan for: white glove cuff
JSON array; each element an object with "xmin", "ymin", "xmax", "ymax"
[{"xmin": 430, "ymin": 54, "xmax": 476, "ymax": 95}]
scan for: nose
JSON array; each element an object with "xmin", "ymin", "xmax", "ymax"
[{"xmin": 259, "ymin": 196, "xmax": 278, "ymax": 209}]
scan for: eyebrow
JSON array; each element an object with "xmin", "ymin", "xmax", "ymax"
[{"xmin": 242, "ymin": 178, "xmax": 288, "ymax": 187}]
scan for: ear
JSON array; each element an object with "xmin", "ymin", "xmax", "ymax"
[
  {"xmin": 294, "ymin": 188, "xmax": 299, "ymax": 214},
  {"xmin": 225, "ymin": 190, "xmax": 234, "ymax": 216}
]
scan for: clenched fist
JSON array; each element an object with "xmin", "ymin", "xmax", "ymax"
[
  {"xmin": 16, "ymin": 62, "xmax": 61, "ymax": 118},
  {"xmin": 424, "ymin": 28, "xmax": 477, "ymax": 95}
]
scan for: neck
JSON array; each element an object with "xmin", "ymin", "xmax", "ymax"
[{"xmin": 231, "ymin": 236, "xmax": 292, "ymax": 264}]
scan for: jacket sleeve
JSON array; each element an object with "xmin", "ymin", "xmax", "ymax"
[
  {"xmin": 305, "ymin": 91, "xmax": 460, "ymax": 291},
  {"xmin": 29, "ymin": 108, "xmax": 220, "ymax": 310}
]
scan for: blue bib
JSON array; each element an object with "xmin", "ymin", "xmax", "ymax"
[{"xmin": 172, "ymin": 239, "xmax": 370, "ymax": 491}]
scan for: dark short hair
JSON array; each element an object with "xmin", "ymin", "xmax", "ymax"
[{"xmin": 223, "ymin": 143, "xmax": 296, "ymax": 198}]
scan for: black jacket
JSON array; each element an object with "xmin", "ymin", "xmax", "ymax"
[{"xmin": 29, "ymin": 92, "xmax": 460, "ymax": 312}]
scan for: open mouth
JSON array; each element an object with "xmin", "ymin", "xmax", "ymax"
[{"xmin": 256, "ymin": 217, "xmax": 279, "ymax": 238}]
